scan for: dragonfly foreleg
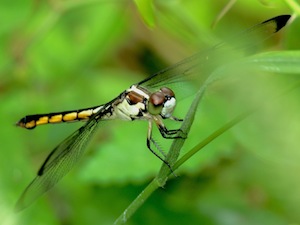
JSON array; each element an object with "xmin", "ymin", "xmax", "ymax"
[
  {"xmin": 167, "ymin": 116, "xmax": 183, "ymax": 122},
  {"xmin": 152, "ymin": 116, "xmax": 187, "ymax": 139},
  {"xmin": 156, "ymin": 123, "xmax": 187, "ymax": 139}
]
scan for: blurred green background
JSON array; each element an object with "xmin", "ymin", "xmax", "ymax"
[{"xmin": 1, "ymin": 0, "xmax": 300, "ymax": 224}]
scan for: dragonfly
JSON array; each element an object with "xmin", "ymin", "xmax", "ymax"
[{"xmin": 15, "ymin": 15, "xmax": 290, "ymax": 212}]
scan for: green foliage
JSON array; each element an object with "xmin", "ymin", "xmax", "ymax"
[
  {"xmin": 134, "ymin": 0, "xmax": 156, "ymax": 28},
  {"xmin": 1, "ymin": 0, "xmax": 300, "ymax": 225}
]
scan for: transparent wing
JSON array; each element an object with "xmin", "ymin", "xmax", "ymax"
[
  {"xmin": 138, "ymin": 15, "xmax": 290, "ymax": 98},
  {"xmin": 15, "ymin": 115, "xmax": 101, "ymax": 212}
]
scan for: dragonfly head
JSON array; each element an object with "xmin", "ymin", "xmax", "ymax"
[{"xmin": 148, "ymin": 87, "xmax": 176, "ymax": 118}]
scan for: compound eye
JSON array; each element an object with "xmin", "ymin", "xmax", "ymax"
[
  {"xmin": 148, "ymin": 92, "xmax": 164, "ymax": 115},
  {"xmin": 160, "ymin": 87, "xmax": 174, "ymax": 98}
]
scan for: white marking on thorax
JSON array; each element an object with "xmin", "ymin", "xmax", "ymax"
[{"xmin": 115, "ymin": 98, "xmax": 146, "ymax": 120}]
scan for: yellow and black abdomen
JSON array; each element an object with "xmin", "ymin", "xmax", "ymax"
[{"xmin": 17, "ymin": 106, "xmax": 103, "ymax": 129}]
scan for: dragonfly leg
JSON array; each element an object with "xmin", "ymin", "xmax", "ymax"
[
  {"xmin": 150, "ymin": 137, "xmax": 167, "ymax": 158},
  {"xmin": 157, "ymin": 123, "xmax": 187, "ymax": 139},
  {"xmin": 147, "ymin": 121, "xmax": 175, "ymax": 174},
  {"xmin": 152, "ymin": 115, "xmax": 187, "ymax": 139},
  {"xmin": 168, "ymin": 116, "xmax": 183, "ymax": 122}
]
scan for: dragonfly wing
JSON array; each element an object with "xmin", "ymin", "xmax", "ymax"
[
  {"xmin": 138, "ymin": 15, "xmax": 291, "ymax": 98},
  {"xmin": 15, "ymin": 116, "xmax": 101, "ymax": 212}
]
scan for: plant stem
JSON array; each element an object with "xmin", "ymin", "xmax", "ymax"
[
  {"xmin": 113, "ymin": 178, "xmax": 159, "ymax": 225},
  {"xmin": 113, "ymin": 78, "xmax": 300, "ymax": 224}
]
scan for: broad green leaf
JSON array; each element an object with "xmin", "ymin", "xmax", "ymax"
[{"xmin": 244, "ymin": 51, "xmax": 300, "ymax": 74}]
